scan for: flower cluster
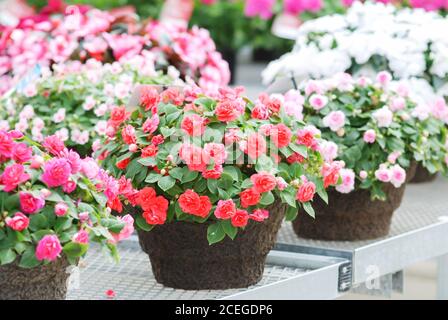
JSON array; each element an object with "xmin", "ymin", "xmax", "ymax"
[
  {"xmin": 0, "ymin": 131, "xmax": 133, "ymax": 267},
  {"xmin": 275, "ymin": 72, "xmax": 448, "ymax": 200},
  {"xmin": 0, "ymin": 5, "xmax": 229, "ymax": 96},
  {"xmin": 98, "ymin": 85, "xmax": 341, "ymax": 244},
  {"xmin": 262, "ymin": 2, "xmax": 448, "ymax": 102},
  {"xmin": 0, "ymin": 59, "xmax": 177, "ymax": 153}
]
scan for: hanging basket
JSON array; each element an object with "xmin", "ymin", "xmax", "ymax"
[
  {"xmin": 131, "ymin": 203, "xmax": 287, "ymax": 290},
  {"xmin": 0, "ymin": 257, "xmax": 71, "ymax": 300}
]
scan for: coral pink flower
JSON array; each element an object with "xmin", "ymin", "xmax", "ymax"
[
  {"xmin": 271, "ymin": 123, "xmax": 292, "ymax": 148},
  {"xmin": 243, "ymin": 133, "xmax": 267, "ymax": 159},
  {"xmin": 390, "ymin": 164, "xmax": 406, "ymax": 188},
  {"xmin": 73, "ymin": 230, "xmax": 89, "ymax": 244},
  {"xmin": 250, "ymin": 209, "xmax": 269, "ymax": 222},
  {"xmin": 142, "ymin": 114, "xmax": 160, "ymax": 134},
  {"xmin": 363, "ymin": 129, "xmax": 376, "ymax": 144},
  {"xmin": 55, "ymin": 202, "xmax": 69, "ymax": 217},
  {"xmin": 323, "ymin": 111, "xmax": 346, "ymax": 132},
  {"xmin": 181, "ymin": 114, "xmax": 207, "ymax": 136},
  {"xmin": 121, "ymin": 125, "xmax": 136, "ymax": 145},
  {"xmin": 296, "ymin": 128, "xmax": 318, "ymax": 150},
  {"xmin": 335, "ymin": 168, "xmax": 355, "ymax": 193},
  {"xmin": 251, "ymin": 102, "xmax": 270, "ymax": 120},
  {"xmin": 276, "ymin": 177, "xmax": 288, "ymax": 190},
  {"xmin": 11, "ymin": 143, "xmax": 33, "ymax": 163},
  {"xmin": 0, "ymin": 164, "xmax": 30, "ymax": 192},
  {"xmin": 240, "ymin": 188, "xmax": 261, "ymax": 208},
  {"xmin": 250, "ymin": 172, "xmax": 277, "ymax": 193},
  {"xmin": 108, "ymin": 106, "xmax": 130, "ymax": 128},
  {"xmin": 296, "ymin": 181, "xmax": 316, "ymax": 202},
  {"xmin": 42, "ymin": 158, "xmax": 71, "ymax": 188},
  {"xmin": 179, "ymin": 143, "xmax": 209, "ymax": 172},
  {"xmin": 202, "ymin": 164, "xmax": 223, "ymax": 179},
  {"xmin": 19, "ymin": 192, "xmax": 45, "ymax": 214},
  {"xmin": 111, "ymin": 214, "xmax": 135, "ymax": 243},
  {"xmin": 5, "ymin": 212, "xmax": 29, "ymax": 231},
  {"xmin": 137, "ymin": 187, "xmax": 169, "ymax": 224},
  {"xmin": 36, "ymin": 235, "xmax": 62, "ymax": 262},
  {"xmin": 322, "ymin": 161, "xmax": 343, "ymax": 188},
  {"xmin": 140, "ymin": 86, "xmax": 160, "ymax": 112},
  {"xmin": 224, "ymin": 128, "xmax": 241, "ymax": 145},
  {"xmin": 231, "ymin": 209, "xmax": 249, "ymax": 227},
  {"xmin": 215, "ymin": 99, "xmax": 241, "ymax": 122},
  {"xmin": 204, "ymin": 143, "xmax": 227, "ymax": 165},
  {"xmin": 178, "ymin": 189, "xmax": 207, "ymax": 217},
  {"xmin": 214, "ymin": 199, "xmax": 236, "ymax": 220},
  {"xmin": 141, "ymin": 144, "xmax": 158, "ymax": 158}
]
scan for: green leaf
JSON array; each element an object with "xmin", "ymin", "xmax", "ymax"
[
  {"xmin": 138, "ymin": 157, "xmax": 157, "ymax": 167},
  {"xmin": 223, "ymin": 166, "xmax": 241, "ymax": 181},
  {"xmin": 63, "ymin": 242, "xmax": 89, "ymax": 258},
  {"xmin": 290, "ymin": 143, "xmax": 308, "ymax": 157},
  {"xmin": 19, "ymin": 247, "xmax": 41, "ymax": 268},
  {"xmin": 285, "ymin": 206, "xmax": 298, "ymax": 221},
  {"xmin": 135, "ymin": 215, "xmax": 154, "ymax": 232},
  {"xmin": 101, "ymin": 218, "xmax": 125, "ymax": 233},
  {"xmin": 207, "ymin": 223, "xmax": 226, "ymax": 245},
  {"xmin": 145, "ymin": 172, "xmax": 162, "ymax": 183},
  {"xmin": 126, "ymin": 159, "xmax": 143, "ymax": 179},
  {"xmin": 207, "ymin": 179, "xmax": 218, "ymax": 194},
  {"xmin": 158, "ymin": 175, "xmax": 176, "ymax": 191},
  {"xmin": 302, "ymin": 202, "xmax": 315, "ymax": 218},
  {"xmin": 29, "ymin": 214, "xmax": 48, "ymax": 232},
  {"xmin": 160, "ymin": 127, "xmax": 176, "ymax": 138},
  {"xmin": 280, "ymin": 188, "xmax": 297, "ymax": 208},
  {"xmin": 55, "ymin": 217, "xmax": 73, "ymax": 233},
  {"xmin": 317, "ymin": 187, "xmax": 328, "ymax": 204},
  {"xmin": 259, "ymin": 191, "xmax": 275, "ymax": 206},
  {"xmin": 221, "ymin": 220, "xmax": 238, "ymax": 240},
  {"xmin": 168, "ymin": 167, "xmax": 183, "ymax": 181},
  {"xmin": 182, "ymin": 170, "xmax": 198, "ymax": 183},
  {"xmin": 0, "ymin": 248, "xmax": 16, "ymax": 265},
  {"xmin": 217, "ymin": 173, "xmax": 233, "ymax": 190}
]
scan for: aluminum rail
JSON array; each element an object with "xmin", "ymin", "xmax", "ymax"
[{"xmin": 276, "ymin": 177, "xmax": 448, "ymax": 299}]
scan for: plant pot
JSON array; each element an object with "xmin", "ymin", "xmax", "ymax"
[
  {"xmin": 0, "ymin": 257, "xmax": 71, "ymax": 300},
  {"xmin": 410, "ymin": 163, "xmax": 437, "ymax": 183},
  {"xmin": 219, "ymin": 47, "xmax": 237, "ymax": 85},
  {"xmin": 133, "ymin": 203, "xmax": 287, "ymax": 290},
  {"xmin": 292, "ymin": 184, "xmax": 407, "ymax": 241},
  {"xmin": 292, "ymin": 163, "xmax": 417, "ymax": 241}
]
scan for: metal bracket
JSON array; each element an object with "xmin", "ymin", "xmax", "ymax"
[{"xmin": 338, "ymin": 262, "xmax": 352, "ymax": 292}]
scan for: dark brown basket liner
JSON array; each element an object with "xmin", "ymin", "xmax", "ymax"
[
  {"xmin": 293, "ymin": 163, "xmax": 417, "ymax": 241},
  {"xmin": 293, "ymin": 183, "xmax": 407, "ymax": 241},
  {"xmin": 132, "ymin": 203, "xmax": 287, "ymax": 290},
  {"xmin": 0, "ymin": 257, "xmax": 70, "ymax": 300},
  {"xmin": 410, "ymin": 163, "xmax": 437, "ymax": 183}
]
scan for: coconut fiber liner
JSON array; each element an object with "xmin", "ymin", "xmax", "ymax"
[
  {"xmin": 293, "ymin": 163, "xmax": 417, "ymax": 241},
  {"xmin": 131, "ymin": 202, "xmax": 287, "ymax": 290},
  {"xmin": 0, "ymin": 257, "xmax": 70, "ymax": 300},
  {"xmin": 410, "ymin": 163, "xmax": 437, "ymax": 183}
]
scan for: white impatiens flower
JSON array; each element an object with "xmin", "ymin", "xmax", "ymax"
[
  {"xmin": 373, "ymin": 106, "xmax": 393, "ymax": 128},
  {"xmin": 262, "ymin": 2, "xmax": 448, "ymax": 105}
]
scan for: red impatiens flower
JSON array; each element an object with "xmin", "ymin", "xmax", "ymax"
[
  {"xmin": 250, "ymin": 172, "xmax": 277, "ymax": 193},
  {"xmin": 140, "ymin": 86, "xmax": 160, "ymax": 112},
  {"xmin": 116, "ymin": 158, "xmax": 131, "ymax": 170},
  {"xmin": 108, "ymin": 106, "xmax": 129, "ymax": 128},
  {"xmin": 121, "ymin": 125, "xmax": 136, "ymax": 145},
  {"xmin": 231, "ymin": 209, "xmax": 249, "ymax": 228},
  {"xmin": 141, "ymin": 144, "xmax": 158, "ymax": 158},
  {"xmin": 137, "ymin": 187, "xmax": 169, "ymax": 225},
  {"xmin": 178, "ymin": 189, "xmax": 212, "ymax": 218},
  {"xmin": 239, "ymin": 188, "xmax": 261, "ymax": 208}
]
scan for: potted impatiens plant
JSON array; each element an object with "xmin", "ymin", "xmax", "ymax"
[
  {"xmin": 0, "ymin": 59, "xmax": 177, "ymax": 156},
  {"xmin": 262, "ymin": 1, "xmax": 448, "ymax": 182},
  {"xmin": 272, "ymin": 72, "xmax": 448, "ymax": 241},
  {"xmin": 98, "ymin": 85, "xmax": 341, "ymax": 290},
  {"xmin": 0, "ymin": 131, "xmax": 133, "ymax": 300}
]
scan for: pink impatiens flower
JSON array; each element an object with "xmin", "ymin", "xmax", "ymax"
[
  {"xmin": 73, "ymin": 229, "xmax": 89, "ymax": 244},
  {"xmin": 42, "ymin": 135, "xmax": 66, "ymax": 156},
  {"xmin": 249, "ymin": 209, "xmax": 269, "ymax": 222},
  {"xmin": 323, "ymin": 111, "xmax": 346, "ymax": 132},
  {"xmin": 363, "ymin": 129, "xmax": 377, "ymax": 144},
  {"xmin": 36, "ymin": 235, "xmax": 62, "ymax": 262},
  {"xmin": 111, "ymin": 214, "xmax": 135, "ymax": 243},
  {"xmin": 335, "ymin": 168, "xmax": 355, "ymax": 193},
  {"xmin": 390, "ymin": 164, "xmax": 406, "ymax": 188},
  {"xmin": 244, "ymin": 0, "xmax": 275, "ymax": 19},
  {"xmin": 309, "ymin": 94, "xmax": 328, "ymax": 110},
  {"xmin": 373, "ymin": 106, "xmax": 393, "ymax": 128},
  {"xmin": 19, "ymin": 192, "xmax": 45, "ymax": 214},
  {"xmin": 11, "ymin": 143, "xmax": 33, "ymax": 163},
  {"xmin": 42, "ymin": 158, "xmax": 71, "ymax": 188},
  {"xmin": 181, "ymin": 114, "xmax": 207, "ymax": 136},
  {"xmin": 375, "ymin": 165, "xmax": 392, "ymax": 183},
  {"xmin": 0, "ymin": 164, "xmax": 30, "ymax": 192},
  {"xmin": 214, "ymin": 199, "xmax": 236, "ymax": 220},
  {"xmin": 5, "ymin": 212, "xmax": 29, "ymax": 231}
]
